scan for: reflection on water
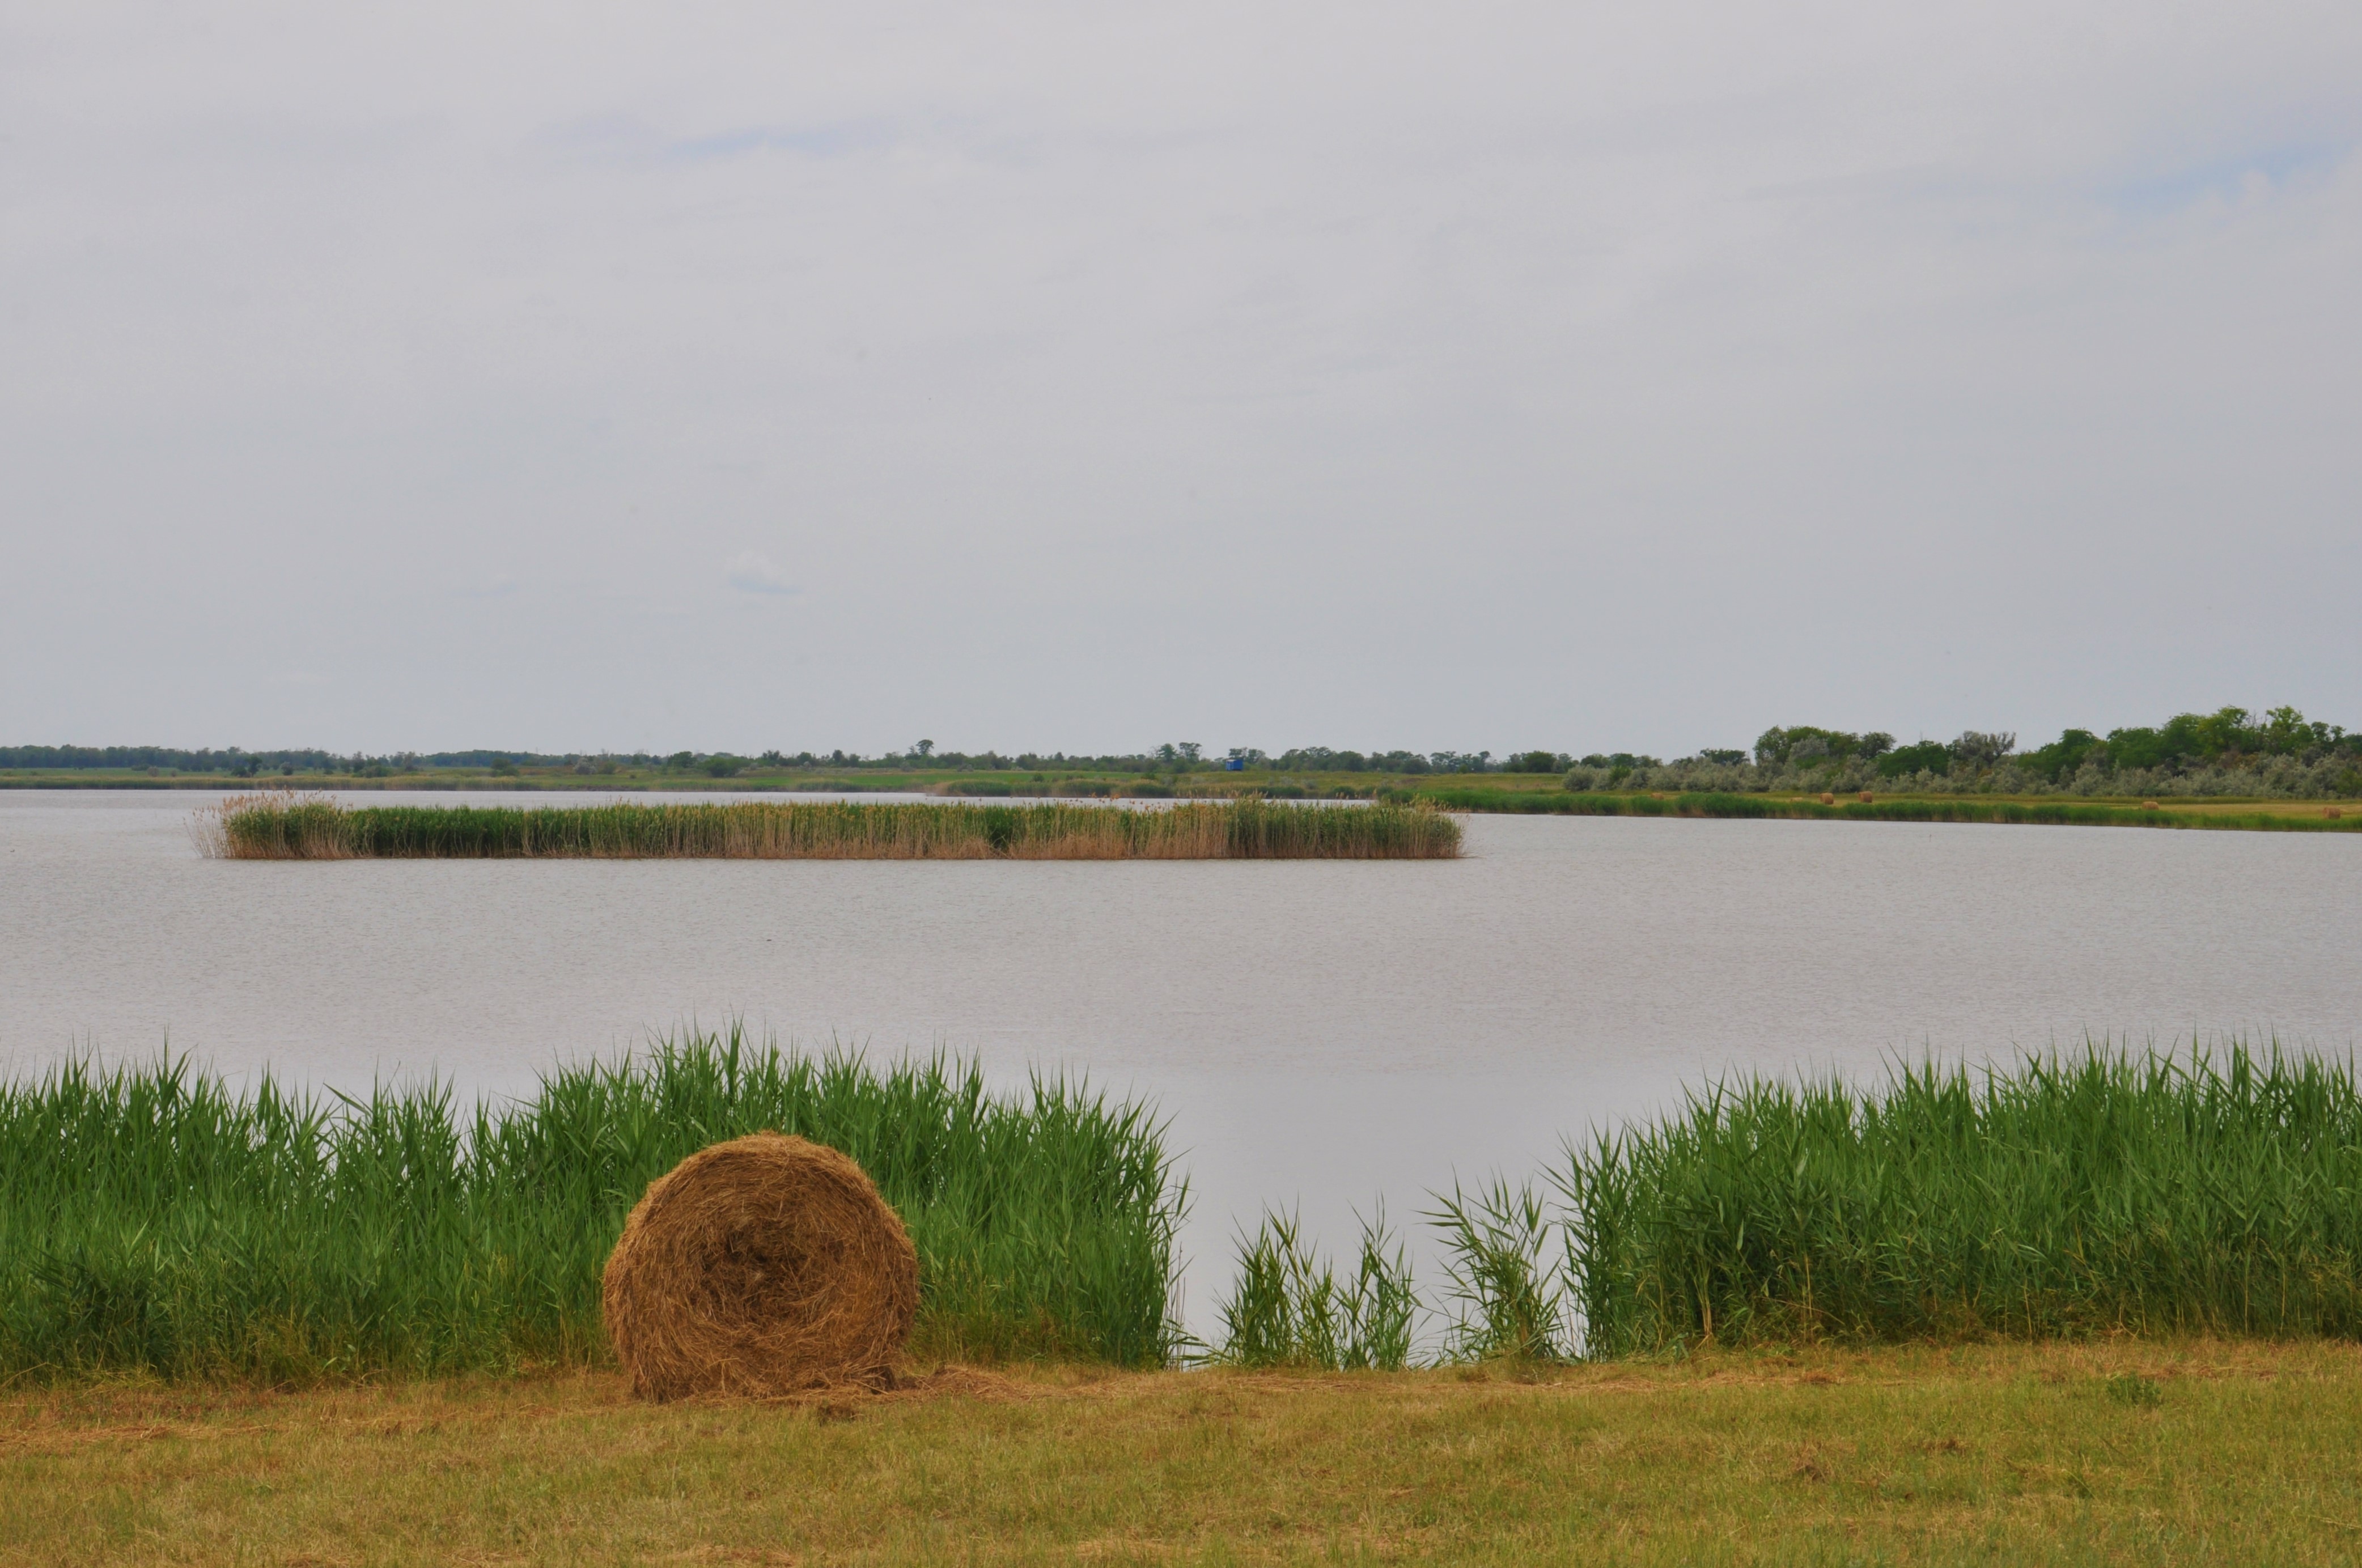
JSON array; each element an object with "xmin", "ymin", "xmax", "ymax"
[{"xmin": 5, "ymin": 789, "xmax": 2357, "ymax": 1329}]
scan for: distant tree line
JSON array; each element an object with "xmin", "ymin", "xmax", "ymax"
[
  {"xmin": 0, "ymin": 746, "xmax": 606, "ymax": 778},
  {"xmin": 1571, "ymin": 707, "xmax": 2360, "ymax": 800},
  {"xmin": 0, "ymin": 746, "xmax": 354, "ymax": 776},
  {"xmin": 7, "ymin": 707, "xmax": 2355, "ymax": 797},
  {"xmin": 0, "ymin": 742, "xmax": 1559, "ymax": 777}
]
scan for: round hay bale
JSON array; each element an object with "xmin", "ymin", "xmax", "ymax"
[
  {"xmin": 1819, "ymin": 792, "xmax": 1836, "ymax": 805},
  {"xmin": 602, "ymin": 1133, "xmax": 918, "ymax": 1400},
  {"xmin": 2142, "ymin": 800, "xmax": 2161, "ymax": 811},
  {"xmin": 1859, "ymin": 791, "xmax": 1874, "ymax": 804},
  {"xmin": 2328, "ymin": 806, "xmax": 2345, "ymax": 820}
]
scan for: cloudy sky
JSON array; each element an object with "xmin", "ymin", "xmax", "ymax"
[{"xmin": 3, "ymin": 2, "xmax": 2356, "ymax": 758}]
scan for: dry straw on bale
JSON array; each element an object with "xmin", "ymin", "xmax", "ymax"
[{"xmin": 602, "ymin": 1133, "xmax": 918, "ymax": 1400}]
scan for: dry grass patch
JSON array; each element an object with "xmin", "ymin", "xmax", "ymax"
[{"xmin": 9, "ymin": 1342, "xmax": 2362, "ymax": 1565}]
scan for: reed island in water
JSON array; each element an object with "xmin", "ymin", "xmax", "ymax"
[{"xmin": 194, "ymin": 794, "xmax": 1462, "ymax": 861}]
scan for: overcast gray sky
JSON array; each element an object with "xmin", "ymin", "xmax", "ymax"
[{"xmin": 3, "ymin": 2, "xmax": 2356, "ymax": 758}]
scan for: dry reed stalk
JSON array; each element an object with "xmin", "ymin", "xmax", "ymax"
[
  {"xmin": 193, "ymin": 793, "xmax": 353, "ymax": 860},
  {"xmin": 602, "ymin": 1134, "xmax": 918, "ymax": 1400}
]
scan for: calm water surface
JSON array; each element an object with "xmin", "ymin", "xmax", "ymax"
[{"xmin": 5, "ymin": 790, "xmax": 2357, "ymax": 1325}]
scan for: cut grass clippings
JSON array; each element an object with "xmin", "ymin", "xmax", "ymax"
[{"xmin": 195, "ymin": 794, "xmax": 1465, "ymax": 859}]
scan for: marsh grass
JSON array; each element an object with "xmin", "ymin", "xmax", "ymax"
[
  {"xmin": 1212, "ymin": 1206, "xmax": 1417, "ymax": 1370},
  {"xmin": 0, "ymin": 1026, "xmax": 1182, "ymax": 1383},
  {"xmin": 1559, "ymin": 1042, "xmax": 2362, "ymax": 1355},
  {"xmin": 19, "ymin": 1025, "xmax": 2362, "ymax": 1388},
  {"xmin": 197, "ymin": 794, "xmax": 1462, "ymax": 860},
  {"xmin": 1430, "ymin": 1179, "xmax": 1569, "ymax": 1363}
]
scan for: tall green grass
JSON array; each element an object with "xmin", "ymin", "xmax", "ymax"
[
  {"xmin": 1430, "ymin": 1179, "xmax": 1569, "ymax": 1363},
  {"xmin": 1210, "ymin": 1206, "xmax": 1417, "ymax": 1371},
  {"xmin": 197, "ymin": 794, "xmax": 1463, "ymax": 860},
  {"xmin": 18, "ymin": 1032, "xmax": 2356, "ymax": 1383},
  {"xmin": 0, "ymin": 1027, "xmax": 1182, "ymax": 1383},
  {"xmin": 1214, "ymin": 1042, "xmax": 2362, "ymax": 1368},
  {"xmin": 1562, "ymin": 1043, "xmax": 2362, "ymax": 1354}
]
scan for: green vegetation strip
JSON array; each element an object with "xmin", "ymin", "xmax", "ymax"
[
  {"xmin": 1415, "ymin": 787, "xmax": 2359, "ymax": 830},
  {"xmin": 199, "ymin": 795, "xmax": 1462, "ymax": 859},
  {"xmin": 15, "ymin": 1038, "xmax": 2359, "ymax": 1386},
  {"xmin": 0, "ymin": 1030, "xmax": 1181, "ymax": 1382},
  {"xmin": 1568, "ymin": 1045, "xmax": 2362, "ymax": 1353},
  {"xmin": 1204, "ymin": 1043, "xmax": 2362, "ymax": 1370}
]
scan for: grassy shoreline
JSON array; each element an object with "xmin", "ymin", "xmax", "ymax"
[
  {"xmin": 11, "ymin": 1342, "xmax": 2362, "ymax": 1565},
  {"xmin": 16, "ymin": 1038, "xmax": 2362, "ymax": 1389},
  {"xmin": 11, "ymin": 768, "xmax": 2356, "ymax": 832},
  {"xmin": 1414, "ymin": 787, "xmax": 2362, "ymax": 830}
]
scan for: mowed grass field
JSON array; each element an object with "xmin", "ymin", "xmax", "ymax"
[{"xmin": 10, "ymin": 1342, "xmax": 2362, "ymax": 1566}]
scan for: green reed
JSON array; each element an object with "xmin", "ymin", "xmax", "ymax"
[
  {"xmin": 1211, "ymin": 1206, "xmax": 1417, "ymax": 1371},
  {"xmin": 0, "ymin": 1026, "xmax": 1184, "ymax": 1383},
  {"xmin": 1430, "ymin": 1178, "xmax": 1569, "ymax": 1363},
  {"xmin": 1560, "ymin": 1042, "xmax": 2362, "ymax": 1354},
  {"xmin": 197, "ymin": 795, "xmax": 1463, "ymax": 860}
]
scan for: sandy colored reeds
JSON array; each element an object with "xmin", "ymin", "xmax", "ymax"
[{"xmin": 196, "ymin": 796, "xmax": 1463, "ymax": 861}]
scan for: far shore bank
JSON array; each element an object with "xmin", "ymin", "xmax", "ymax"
[{"xmin": 5, "ymin": 768, "xmax": 2357, "ymax": 831}]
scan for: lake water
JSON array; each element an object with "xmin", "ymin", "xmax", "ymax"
[{"xmin": 5, "ymin": 789, "xmax": 2357, "ymax": 1331}]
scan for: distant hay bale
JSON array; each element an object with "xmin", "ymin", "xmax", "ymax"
[
  {"xmin": 2142, "ymin": 800, "xmax": 2161, "ymax": 811},
  {"xmin": 1859, "ymin": 791, "xmax": 1874, "ymax": 804},
  {"xmin": 602, "ymin": 1133, "xmax": 918, "ymax": 1400},
  {"xmin": 2329, "ymin": 806, "xmax": 2346, "ymax": 820},
  {"xmin": 1819, "ymin": 792, "xmax": 1836, "ymax": 805}
]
